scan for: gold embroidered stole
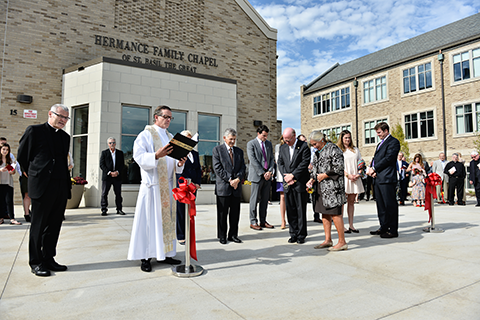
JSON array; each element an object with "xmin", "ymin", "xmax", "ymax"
[{"xmin": 145, "ymin": 125, "xmax": 177, "ymax": 253}]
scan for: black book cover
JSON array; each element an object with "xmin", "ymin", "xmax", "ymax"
[{"xmin": 168, "ymin": 133, "xmax": 198, "ymax": 160}]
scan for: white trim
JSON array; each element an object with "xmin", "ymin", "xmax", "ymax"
[
  {"xmin": 361, "ymin": 72, "xmax": 389, "ymax": 106},
  {"xmin": 402, "ymin": 108, "xmax": 438, "ymax": 141},
  {"xmin": 452, "ymin": 99, "xmax": 480, "ymax": 137},
  {"xmin": 400, "ymin": 58, "xmax": 436, "ymax": 98},
  {"xmin": 449, "ymin": 41, "xmax": 480, "ymax": 87},
  {"xmin": 235, "ymin": 0, "xmax": 277, "ymax": 40}
]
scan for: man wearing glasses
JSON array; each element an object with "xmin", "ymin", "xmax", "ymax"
[
  {"xmin": 100, "ymin": 137, "xmax": 125, "ymax": 216},
  {"xmin": 18, "ymin": 104, "xmax": 72, "ymax": 276},
  {"xmin": 128, "ymin": 105, "xmax": 187, "ymax": 272}
]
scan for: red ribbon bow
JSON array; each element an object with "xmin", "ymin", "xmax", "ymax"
[
  {"xmin": 172, "ymin": 177, "xmax": 198, "ymax": 261},
  {"xmin": 424, "ymin": 172, "xmax": 442, "ymax": 222}
]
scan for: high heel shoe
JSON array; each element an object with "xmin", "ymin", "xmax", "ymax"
[
  {"xmin": 24, "ymin": 214, "xmax": 31, "ymax": 222},
  {"xmin": 349, "ymin": 227, "xmax": 359, "ymax": 233}
]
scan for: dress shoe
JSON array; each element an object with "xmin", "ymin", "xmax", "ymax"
[
  {"xmin": 228, "ymin": 236, "xmax": 242, "ymax": 243},
  {"xmin": 297, "ymin": 238, "xmax": 305, "ymax": 244},
  {"xmin": 250, "ymin": 224, "xmax": 262, "ymax": 230},
  {"xmin": 260, "ymin": 222, "xmax": 274, "ymax": 229},
  {"xmin": 344, "ymin": 228, "xmax": 351, "ymax": 234},
  {"xmin": 380, "ymin": 232, "xmax": 398, "ymax": 238},
  {"xmin": 141, "ymin": 259, "xmax": 152, "ymax": 272},
  {"xmin": 31, "ymin": 265, "xmax": 51, "ymax": 277},
  {"xmin": 313, "ymin": 218, "xmax": 322, "ymax": 223},
  {"xmin": 328, "ymin": 244, "xmax": 348, "ymax": 251},
  {"xmin": 117, "ymin": 209, "xmax": 126, "ymax": 215},
  {"xmin": 314, "ymin": 241, "xmax": 333, "ymax": 249},
  {"xmin": 45, "ymin": 259, "xmax": 68, "ymax": 271},
  {"xmin": 101, "ymin": 211, "xmax": 108, "ymax": 216},
  {"xmin": 287, "ymin": 237, "xmax": 297, "ymax": 243},
  {"xmin": 370, "ymin": 229, "xmax": 383, "ymax": 235},
  {"xmin": 476, "ymin": 204, "xmax": 480, "ymax": 207},
  {"xmin": 160, "ymin": 257, "xmax": 182, "ymax": 265},
  {"xmin": 219, "ymin": 238, "xmax": 227, "ymax": 244},
  {"xmin": 399, "ymin": 201, "xmax": 405, "ymax": 206},
  {"xmin": 24, "ymin": 214, "xmax": 31, "ymax": 222}
]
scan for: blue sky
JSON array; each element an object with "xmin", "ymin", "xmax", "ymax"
[{"xmin": 248, "ymin": 0, "xmax": 480, "ymax": 133}]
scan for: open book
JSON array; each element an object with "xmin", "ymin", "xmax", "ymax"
[{"xmin": 168, "ymin": 133, "xmax": 198, "ymax": 161}]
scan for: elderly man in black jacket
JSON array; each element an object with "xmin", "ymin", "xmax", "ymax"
[
  {"xmin": 100, "ymin": 137, "xmax": 125, "ymax": 216},
  {"xmin": 444, "ymin": 153, "xmax": 466, "ymax": 206}
]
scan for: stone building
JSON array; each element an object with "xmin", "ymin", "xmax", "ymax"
[
  {"xmin": 0, "ymin": 0, "xmax": 279, "ymax": 205},
  {"xmin": 301, "ymin": 13, "xmax": 480, "ymax": 180}
]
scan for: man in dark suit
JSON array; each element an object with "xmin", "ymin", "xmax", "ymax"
[
  {"xmin": 247, "ymin": 124, "xmax": 275, "ymax": 230},
  {"xmin": 396, "ymin": 151, "xmax": 409, "ymax": 205},
  {"xmin": 444, "ymin": 153, "xmax": 466, "ymax": 206},
  {"xmin": 277, "ymin": 127, "xmax": 311, "ymax": 244},
  {"xmin": 17, "ymin": 104, "xmax": 72, "ymax": 277},
  {"xmin": 469, "ymin": 151, "xmax": 480, "ymax": 207},
  {"xmin": 212, "ymin": 128, "xmax": 246, "ymax": 245},
  {"xmin": 367, "ymin": 122, "xmax": 401, "ymax": 238},
  {"xmin": 176, "ymin": 130, "xmax": 202, "ymax": 244},
  {"xmin": 99, "ymin": 137, "xmax": 125, "ymax": 216}
]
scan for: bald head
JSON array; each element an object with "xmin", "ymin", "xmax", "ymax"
[{"xmin": 283, "ymin": 128, "xmax": 296, "ymax": 147}]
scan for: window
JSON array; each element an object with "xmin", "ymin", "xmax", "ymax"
[
  {"xmin": 364, "ymin": 76, "xmax": 387, "ymax": 104},
  {"xmin": 364, "ymin": 118, "xmax": 388, "ymax": 144},
  {"xmin": 121, "ymin": 105, "xmax": 150, "ymax": 183},
  {"xmin": 72, "ymin": 105, "xmax": 89, "ymax": 179},
  {"xmin": 453, "ymin": 48, "xmax": 480, "ymax": 82},
  {"xmin": 321, "ymin": 125, "xmax": 351, "ymax": 141},
  {"xmin": 404, "ymin": 111, "xmax": 434, "ymax": 139},
  {"xmin": 456, "ymin": 103, "xmax": 480, "ymax": 134},
  {"xmin": 313, "ymin": 96, "xmax": 321, "ymax": 115},
  {"xmin": 169, "ymin": 111, "xmax": 187, "ymax": 135},
  {"xmin": 198, "ymin": 114, "xmax": 220, "ymax": 184},
  {"xmin": 312, "ymin": 86, "xmax": 350, "ymax": 115},
  {"xmin": 403, "ymin": 63, "xmax": 432, "ymax": 94}
]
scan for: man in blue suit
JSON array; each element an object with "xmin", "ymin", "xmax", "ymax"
[
  {"xmin": 367, "ymin": 122, "xmax": 401, "ymax": 238},
  {"xmin": 212, "ymin": 128, "xmax": 246, "ymax": 245},
  {"xmin": 175, "ymin": 130, "xmax": 202, "ymax": 245},
  {"xmin": 247, "ymin": 125, "xmax": 275, "ymax": 230}
]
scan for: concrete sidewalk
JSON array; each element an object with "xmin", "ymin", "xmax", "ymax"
[{"xmin": 1, "ymin": 200, "xmax": 480, "ymax": 319}]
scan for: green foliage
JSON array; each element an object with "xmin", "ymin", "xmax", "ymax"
[
  {"xmin": 475, "ymin": 131, "xmax": 480, "ymax": 154},
  {"xmin": 390, "ymin": 123, "xmax": 410, "ymax": 160},
  {"xmin": 328, "ymin": 130, "xmax": 338, "ymax": 144}
]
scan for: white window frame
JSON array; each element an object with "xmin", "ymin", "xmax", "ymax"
[
  {"xmin": 450, "ymin": 45, "xmax": 480, "ymax": 86},
  {"xmin": 402, "ymin": 61, "xmax": 433, "ymax": 95},
  {"xmin": 312, "ymin": 85, "xmax": 352, "ymax": 117},
  {"xmin": 403, "ymin": 109, "xmax": 436, "ymax": 141},
  {"xmin": 362, "ymin": 73, "xmax": 388, "ymax": 106},
  {"xmin": 453, "ymin": 101, "xmax": 480, "ymax": 137}
]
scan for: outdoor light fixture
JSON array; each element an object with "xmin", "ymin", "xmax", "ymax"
[
  {"xmin": 16, "ymin": 95, "xmax": 33, "ymax": 104},
  {"xmin": 253, "ymin": 120, "xmax": 262, "ymax": 126}
]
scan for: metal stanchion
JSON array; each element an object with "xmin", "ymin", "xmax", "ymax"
[
  {"xmin": 172, "ymin": 178, "xmax": 204, "ymax": 277},
  {"xmin": 423, "ymin": 192, "xmax": 444, "ymax": 233}
]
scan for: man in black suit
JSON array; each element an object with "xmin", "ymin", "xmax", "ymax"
[
  {"xmin": 277, "ymin": 127, "xmax": 311, "ymax": 244},
  {"xmin": 469, "ymin": 151, "xmax": 480, "ymax": 207},
  {"xmin": 176, "ymin": 130, "xmax": 202, "ymax": 244},
  {"xmin": 99, "ymin": 137, "xmax": 125, "ymax": 216},
  {"xmin": 367, "ymin": 122, "xmax": 401, "ymax": 238},
  {"xmin": 17, "ymin": 104, "xmax": 72, "ymax": 277},
  {"xmin": 396, "ymin": 152, "xmax": 409, "ymax": 205},
  {"xmin": 212, "ymin": 128, "xmax": 246, "ymax": 245},
  {"xmin": 444, "ymin": 153, "xmax": 466, "ymax": 206}
]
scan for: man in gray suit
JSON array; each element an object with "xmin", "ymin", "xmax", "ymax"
[
  {"xmin": 247, "ymin": 125, "xmax": 275, "ymax": 230},
  {"xmin": 431, "ymin": 152, "xmax": 448, "ymax": 204},
  {"xmin": 212, "ymin": 128, "xmax": 246, "ymax": 245}
]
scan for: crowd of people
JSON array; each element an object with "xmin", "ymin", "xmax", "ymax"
[{"xmin": 5, "ymin": 104, "xmax": 480, "ymax": 276}]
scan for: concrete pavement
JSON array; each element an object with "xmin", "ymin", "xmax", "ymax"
[{"xmin": 1, "ymin": 199, "xmax": 480, "ymax": 319}]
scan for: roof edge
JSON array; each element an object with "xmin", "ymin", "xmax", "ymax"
[
  {"xmin": 304, "ymin": 62, "xmax": 339, "ymax": 91},
  {"xmin": 236, "ymin": 0, "xmax": 277, "ymax": 40}
]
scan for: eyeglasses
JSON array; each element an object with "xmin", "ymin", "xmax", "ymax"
[
  {"xmin": 108, "ymin": 142, "xmax": 116, "ymax": 144},
  {"xmin": 52, "ymin": 111, "xmax": 70, "ymax": 120},
  {"xmin": 159, "ymin": 115, "xmax": 174, "ymax": 120}
]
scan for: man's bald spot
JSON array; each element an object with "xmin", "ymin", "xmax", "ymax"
[{"xmin": 283, "ymin": 127, "xmax": 295, "ymax": 138}]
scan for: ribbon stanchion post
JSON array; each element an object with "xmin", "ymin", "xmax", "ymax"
[
  {"xmin": 171, "ymin": 178, "xmax": 204, "ymax": 277},
  {"xmin": 423, "ymin": 172, "xmax": 445, "ymax": 233}
]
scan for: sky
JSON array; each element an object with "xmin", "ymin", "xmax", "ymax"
[{"xmin": 248, "ymin": 0, "xmax": 480, "ymax": 133}]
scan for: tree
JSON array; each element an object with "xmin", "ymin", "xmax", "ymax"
[
  {"xmin": 391, "ymin": 123, "xmax": 410, "ymax": 160},
  {"xmin": 328, "ymin": 130, "xmax": 338, "ymax": 144}
]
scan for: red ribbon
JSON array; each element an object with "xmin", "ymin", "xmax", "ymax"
[
  {"xmin": 424, "ymin": 172, "xmax": 442, "ymax": 222},
  {"xmin": 172, "ymin": 177, "xmax": 198, "ymax": 261}
]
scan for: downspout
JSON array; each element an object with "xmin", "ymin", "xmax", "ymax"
[
  {"xmin": 438, "ymin": 50, "xmax": 447, "ymax": 156},
  {"xmin": 353, "ymin": 77, "xmax": 359, "ymax": 146}
]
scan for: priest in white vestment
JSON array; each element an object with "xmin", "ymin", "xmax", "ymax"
[{"xmin": 128, "ymin": 106, "xmax": 186, "ymax": 272}]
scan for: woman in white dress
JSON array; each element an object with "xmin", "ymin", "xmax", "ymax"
[{"xmin": 337, "ymin": 130, "xmax": 364, "ymax": 233}]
